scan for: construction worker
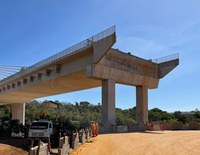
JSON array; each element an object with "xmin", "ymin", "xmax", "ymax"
[
  {"xmin": 91, "ymin": 121, "xmax": 96, "ymax": 137},
  {"xmin": 95, "ymin": 122, "xmax": 99, "ymax": 136},
  {"xmin": 150, "ymin": 120, "xmax": 154, "ymax": 131}
]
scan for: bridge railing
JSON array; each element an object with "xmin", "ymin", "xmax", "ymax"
[
  {"xmin": 151, "ymin": 53, "xmax": 179, "ymax": 64},
  {"xmin": 0, "ymin": 26, "xmax": 115, "ymax": 83},
  {"xmin": 0, "ymin": 65, "xmax": 22, "ymax": 81},
  {"xmin": 25, "ymin": 26, "xmax": 115, "ymax": 73}
]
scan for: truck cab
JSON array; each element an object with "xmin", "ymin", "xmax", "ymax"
[{"xmin": 28, "ymin": 119, "xmax": 53, "ymax": 140}]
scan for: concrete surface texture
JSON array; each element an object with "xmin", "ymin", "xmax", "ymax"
[
  {"xmin": 0, "ymin": 26, "xmax": 179, "ymax": 130},
  {"xmin": 136, "ymin": 86, "xmax": 148, "ymax": 130},
  {"xmin": 11, "ymin": 103, "xmax": 25, "ymax": 125},
  {"xmin": 70, "ymin": 131, "xmax": 200, "ymax": 155},
  {"xmin": 102, "ymin": 79, "xmax": 116, "ymax": 126}
]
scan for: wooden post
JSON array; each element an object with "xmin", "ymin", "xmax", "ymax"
[
  {"xmin": 59, "ymin": 137, "xmax": 64, "ymax": 148},
  {"xmin": 48, "ymin": 137, "xmax": 51, "ymax": 152},
  {"xmin": 36, "ymin": 140, "xmax": 41, "ymax": 155},
  {"xmin": 29, "ymin": 139, "xmax": 34, "ymax": 155},
  {"xmin": 63, "ymin": 133, "xmax": 66, "ymax": 144}
]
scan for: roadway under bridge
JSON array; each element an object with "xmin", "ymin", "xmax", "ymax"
[{"xmin": 0, "ymin": 26, "xmax": 179, "ymax": 131}]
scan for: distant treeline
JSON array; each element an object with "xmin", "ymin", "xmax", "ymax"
[{"xmin": 0, "ymin": 100, "xmax": 200, "ymax": 129}]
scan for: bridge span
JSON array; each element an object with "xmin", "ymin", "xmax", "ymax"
[{"xmin": 0, "ymin": 26, "xmax": 179, "ymax": 131}]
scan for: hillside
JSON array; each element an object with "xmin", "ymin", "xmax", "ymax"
[{"xmin": 0, "ymin": 100, "xmax": 200, "ymax": 130}]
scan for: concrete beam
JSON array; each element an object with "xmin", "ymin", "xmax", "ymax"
[
  {"xmin": 87, "ymin": 64, "xmax": 159, "ymax": 89},
  {"xmin": 99, "ymin": 49, "xmax": 159, "ymax": 79},
  {"xmin": 12, "ymin": 103, "xmax": 25, "ymax": 125},
  {"xmin": 93, "ymin": 33, "xmax": 116, "ymax": 63},
  {"xmin": 102, "ymin": 79, "xmax": 116, "ymax": 131},
  {"xmin": 158, "ymin": 59, "xmax": 179, "ymax": 78},
  {"xmin": 0, "ymin": 71, "xmax": 101, "ymax": 103},
  {"xmin": 136, "ymin": 86, "xmax": 148, "ymax": 130}
]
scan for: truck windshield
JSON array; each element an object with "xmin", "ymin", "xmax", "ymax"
[{"xmin": 30, "ymin": 122, "xmax": 48, "ymax": 129}]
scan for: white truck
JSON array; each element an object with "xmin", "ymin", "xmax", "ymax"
[{"xmin": 28, "ymin": 119, "xmax": 53, "ymax": 141}]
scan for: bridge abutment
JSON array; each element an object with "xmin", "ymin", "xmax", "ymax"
[
  {"xmin": 136, "ymin": 86, "xmax": 148, "ymax": 130},
  {"xmin": 12, "ymin": 103, "xmax": 25, "ymax": 125}
]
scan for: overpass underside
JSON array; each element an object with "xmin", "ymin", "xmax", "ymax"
[{"xmin": 0, "ymin": 26, "xmax": 179, "ymax": 131}]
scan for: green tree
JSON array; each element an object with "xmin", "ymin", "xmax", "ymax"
[{"xmin": 173, "ymin": 111, "xmax": 187, "ymax": 124}]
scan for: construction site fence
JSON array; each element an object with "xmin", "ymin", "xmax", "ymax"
[
  {"xmin": 58, "ymin": 136, "xmax": 70, "ymax": 155},
  {"xmin": 29, "ymin": 143, "xmax": 48, "ymax": 155}
]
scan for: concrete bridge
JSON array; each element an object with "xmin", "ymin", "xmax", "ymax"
[{"xmin": 0, "ymin": 26, "xmax": 179, "ymax": 131}]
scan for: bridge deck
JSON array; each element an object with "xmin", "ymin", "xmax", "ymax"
[
  {"xmin": 0, "ymin": 25, "xmax": 178, "ymax": 105},
  {"xmin": 0, "ymin": 71, "xmax": 101, "ymax": 103}
]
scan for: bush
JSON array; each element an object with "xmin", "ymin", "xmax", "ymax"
[
  {"xmin": 11, "ymin": 119, "xmax": 20, "ymax": 134},
  {"xmin": 189, "ymin": 121, "xmax": 199, "ymax": 130},
  {"xmin": 172, "ymin": 121, "xmax": 183, "ymax": 130}
]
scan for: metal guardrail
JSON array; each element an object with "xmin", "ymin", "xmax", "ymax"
[
  {"xmin": 0, "ymin": 26, "xmax": 116, "ymax": 83},
  {"xmin": 151, "ymin": 53, "xmax": 179, "ymax": 64},
  {"xmin": 0, "ymin": 65, "xmax": 22, "ymax": 81}
]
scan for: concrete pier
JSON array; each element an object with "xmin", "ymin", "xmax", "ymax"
[
  {"xmin": 12, "ymin": 103, "xmax": 25, "ymax": 125},
  {"xmin": 102, "ymin": 79, "xmax": 116, "ymax": 131},
  {"xmin": 136, "ymin": 86, "xmax": 148, "ymax": 130}
]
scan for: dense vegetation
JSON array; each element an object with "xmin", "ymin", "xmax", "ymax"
[{"xmin": 0, "ymin": 100, "xmax": 200, "ymax": 132}]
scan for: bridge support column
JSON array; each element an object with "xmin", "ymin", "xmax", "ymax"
[
  {"xmin": 12, "ymin": 103, "xmax": 25, "ymax": 125},
  {"xmin": 102, "ymin": 79, "xmax": 116, "ymax": 132},
  {"xmin": 136, "ymin": 86, "xmax": 148, "ymax": 130}
]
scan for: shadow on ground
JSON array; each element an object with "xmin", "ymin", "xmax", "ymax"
[
  {"xmin": 0, "ymin": 137, "xmax": 29, "ymax": 151},
  {"xmin": 142, "ymin": 131, "xmax": 164, "ymax": 134}
]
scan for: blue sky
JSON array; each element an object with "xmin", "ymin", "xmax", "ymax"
[{"xmin": 0, "ymin": 0, "xmax": 200, "ymax": 112}]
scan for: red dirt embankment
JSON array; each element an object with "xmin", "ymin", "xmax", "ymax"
[{"xmin": 0, "ymin": 144, "xmax": 28, "ymax": 155}]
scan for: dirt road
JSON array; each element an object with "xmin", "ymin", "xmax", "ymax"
[
  {"xmin": 70, "ymin": 131, "xmax": 200, "ymax": 155},
  {"xmin": 0, "ymin": 131, "xmax": 200, "ymax": 155},
  {"xmin": 0, "ymin": 144, "xmax": 27, "ymax": 155}
]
